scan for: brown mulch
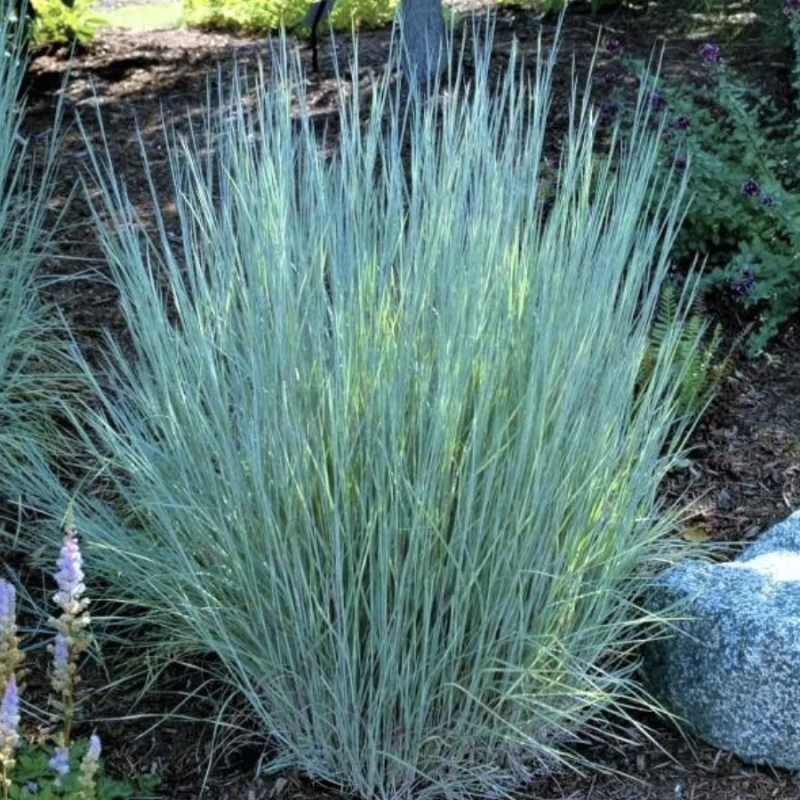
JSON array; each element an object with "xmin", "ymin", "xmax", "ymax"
[{"xmin": 13, "ymin": 1, "xmax": 800, "ymax": 798}]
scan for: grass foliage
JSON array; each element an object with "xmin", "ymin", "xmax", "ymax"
[
  {"xmin": 0, "ymin": 7, "xmax": 71, "ymax": 500},
  {"xmin": 16, "ymin": 28, "xmax": 708, "ymax": 800}
]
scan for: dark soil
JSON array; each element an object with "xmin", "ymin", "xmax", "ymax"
[{"xmin": 13, "ymin": 1, "xmax": 800, "ymax": 798}]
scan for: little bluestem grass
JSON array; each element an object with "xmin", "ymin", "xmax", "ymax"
[
  {"xmin": 0, "ymin": 2, "xmax": 78, "ymax": 499},
  {"xmin": 13, "ymin": 22, "xmax": 710, "ymax": 800}
]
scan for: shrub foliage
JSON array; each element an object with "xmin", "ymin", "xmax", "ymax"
[{"xmin": 183, "ymin": 0, "xmax": 397, "ymax": 33}]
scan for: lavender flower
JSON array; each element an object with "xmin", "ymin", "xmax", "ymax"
[
  {"xmin": 600, "ymin": 69, "xmax": 621, "ymax": 86},
  {"xmin": 0, "ymin": 583, "xmax": 13, "ymax": 634},
  {"xmin": 605, "ymin": 38, "xmax": 621, "ymax": 57},
  {"xmin": 80, "ymin": 734, "xmax": 102, "ymax": 800},
  {"xmin": 676, "ymin": 115, "xmax": 691, "ymax": 130},
  {"xmin": 0, "ymin": 580, "xmax": 22, "ymax": 694},
  {"xmin": 51, "ymin": 633, "xmax": 69, "ymax": 689},
  {"xmin": 785, "ymin": 0, "xmax": 800, "ymax": 17},
  {"xmin": 761, "ymin": 192, "xmax": 775, "ymax": 207},
  {"xmin": 731, "ymin": 268, "xmax": 756, "ymax": 296},
  {"xmin": 54, "ymin": 527, "xmax": 85, "ymax": 610},
  {"xmin": 0, "ymin": 676, "xmax": 20, "ymax": 791},
  {"xmin": 649, "ymin": 92, "xmax": 667, "ymax": 111},
  {"xmin": 49, "ymin": 745, "xmax": 70, "ymax": 780},
  {"xmin": 600, "ymin": 100, "xmax": 623, "ymax": 117},
  {"xmin": 49, "ymin": 526, "xmax": 92, "ymax": 747},
  {"xmin": 741, "ymin": 178, "xmax": 761, "ymax": 197},
  {"xmin": 699, "ymin": 42, "xmax": 721, "ymax": 65},
  {"xmin": 0, "ymin": 678, "xmax": 19, "ymax": 746}
]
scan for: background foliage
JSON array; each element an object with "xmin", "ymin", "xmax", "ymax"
[
  {"xmin": 29, "ymin": 0, "xmax": 106, "ymax": 47},
  {"xmin": 181, "ymin": 0, "xmax": 396, "ymax": 32},
  {"xmin": 606, "ymin": 1, "xmax": 800, "ymax": 354}
]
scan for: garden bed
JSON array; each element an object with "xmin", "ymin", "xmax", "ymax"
[{"xmin": 10, "ymin": 2, "xmax": 800, "ymax": 798}]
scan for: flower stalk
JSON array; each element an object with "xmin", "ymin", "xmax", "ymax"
[
  {"xmin": 0, "ymin": 582, "xmax": 23, "ymax": 702},
  {"xmin": 0, "ymin": 677, "xmax": 20, "ymax": 800}
]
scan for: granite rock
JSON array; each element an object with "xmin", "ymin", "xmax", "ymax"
[{"xmin": 642, "ymin": 510, "xmax": 800, "ymax": 770}]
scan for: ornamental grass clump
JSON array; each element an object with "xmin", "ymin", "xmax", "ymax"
[
  {"xmin": 0, "ymin": 2, "xmax": 74, "ymax": 496},
  {"xmin": 18, "ymin": 24, "xmax": 708, "ymax": 800}
]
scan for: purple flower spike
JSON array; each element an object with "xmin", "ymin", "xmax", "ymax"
[
  {"xmin": 741, "ymin": 178, "xmax": 761, "ymax": 197},
  {"xmin": 49, "ymin": 745, "xmax": 70, "ymax": 778},
  {"xmin": 55, "ymin": 527, "xmax": 85, "ymax": 605},
  {"xmin": 649, "ymin": 92, "xmax": 667, "ymax": 111},
  {"xmin": 0, "ymin": 676, "xmax": 20, "ymax": 761},
  {"xmin": 80, "ymin": 733, "xmax": 102, "ymax": 797},
  {"xmin": 52, "ymin": 632, "xmax": 69, "ymax": 682},
  {"xmin": 606, "ymin": 38, "xmax": 621, "ymax": 57},
  {"xmin": 0, "ymin": 676, "xmax": 19, "ymax": 738},
  {"xmin": 699, "ymin": 42, "xmax": 721, "ymax": 65},
  {"xmin": 761, "ymin": 192, "xmax": 775, "ymax": 207},
  {"xmin": 676, "ymin": 115, "xmax": 691, "ymax": 130},
  {"xmin": 731, "ymin": 268, "xmax": 756, "ymax": 296},
  {"xmin": 87, "ymin": 734, "xmax": 101, "ymax": 761},
  {"xmin": 0, "ymin": 580, "xmax": 15, "ymax": 637},
  {"xmin": 601, "ymin": 69, "xmax": 621, "ymax": 86}
]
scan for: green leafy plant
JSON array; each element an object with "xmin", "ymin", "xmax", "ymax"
[
  {"xmin": 100, "ymin": 3, "xmax": 183, "ymax": 32},
  {"xmin": 0, "ymin": 528, "xmax": 160, "ymax": 800},
  {"xmin": 182, "ymin": 0, "xmax": 396, "ymax": 33},
  {"xmin": 9, "ymin": 738, "xmax": 159, "ymax": 799},
  {"xmin": 641, "ymin": 281, "xmax": 728, "ymax": 416},
  {"xmin": 30, "ymin": 0, "xmax": 106, "ymax": 47},
  {"xmin": 606, "ymin": 11, "xmax": 800, "ymax": 355},
  {"xmin": 14, "ymin": 29, "xmax": 710, "ymax": 800}
]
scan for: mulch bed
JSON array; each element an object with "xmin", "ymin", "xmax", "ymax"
[{"xmin": 12, "ymin": 2, "xmax": 800, "ymax": 797}]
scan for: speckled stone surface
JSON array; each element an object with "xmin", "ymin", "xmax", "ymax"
[{"xmin": 642, "ymin": 510, "xmax": 800, "ymax": 771}]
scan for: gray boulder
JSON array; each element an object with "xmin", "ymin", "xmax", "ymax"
[{"xmin": 642, "ymin": 510, "xmax": 800, "ymax": 770}]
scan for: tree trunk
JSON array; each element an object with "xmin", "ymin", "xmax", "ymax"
[
  {"xmin": 302, "ymin": 0, "xmax": 445, "ymax": 84},
  {"xmin": 398, "ymin": 0, "xmax": 445, "ymax": 86}
]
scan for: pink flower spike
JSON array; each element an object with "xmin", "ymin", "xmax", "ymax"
[{"xmin": 55, "ymin": 527, "xmax": 85, "ymax": 604}]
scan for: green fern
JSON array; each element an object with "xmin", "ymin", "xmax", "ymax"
[{"xmin": 641, "ymin": 283, "xmax": 728, "ymax": 416}]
